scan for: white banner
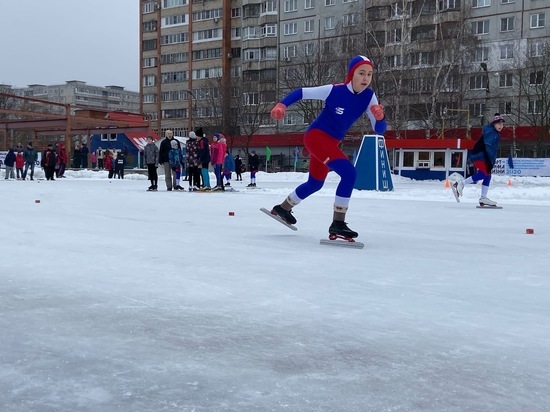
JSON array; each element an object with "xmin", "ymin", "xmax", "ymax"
[{"xmin": 494, "ymin": 157, "xmax": 550, "ymax": 177}]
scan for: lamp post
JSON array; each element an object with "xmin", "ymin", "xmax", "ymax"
[
  {"xmin": 186, "ymin": 89, "xmax": 197, "ymax": 134},
  {"xmin": 480, "ymin": 62, "xmax": 490, "ymax": 125}
]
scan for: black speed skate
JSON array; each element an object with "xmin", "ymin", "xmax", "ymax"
[
  {"xmin": 271, "ymin": 205, "xmax": 297, "ymax": 225},
  {"xmin": 328, "ymin": 220, "xmax": 358, "ymax": 240}
]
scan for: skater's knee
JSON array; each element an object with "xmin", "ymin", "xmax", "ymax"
[{"xmin": 330, "ymin": 159, "xmax": 356, "ymax": 181}]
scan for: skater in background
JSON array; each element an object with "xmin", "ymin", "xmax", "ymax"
[
  {"xmin": 247, "ymin": 150, "xmax": 259, "ymax": 187},
  {"xmin": 186, "ymin": 131, "xmax": 201, "ymax": 191},
  {"xmin": 144, "ymin": 136, "xmax": 159, "ymax": 191},
  {"xmin": 223, "ymin": 149, "xmax": 235, "ymax": 187},
  {"xmin": 234, "ymin": 155, "xmax": 243, "ymax": 181},
  {"xmin": 105, "ymin": 150, "xmax": 115, "ymax": 179},
  {"xmin": 269, "ymin": 55, "xmax": 387, "ymax": 239},
  {"xmin": 452, "ymin": 113, "xmax": 505, "ymax": 207}
]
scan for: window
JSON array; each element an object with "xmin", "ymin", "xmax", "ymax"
[
  {"xmin": 498, "ymin": 101, "xmax": 512, "ymax": 115},
  {"xmin": 530, "ymin": 42, "xmax": 544, "ymax": 57},
  {"xmin": 142, "ymin": 94, "xmax": 156, "ymax": 104},
  {"xmin": 528, "ymin": 100, "xmax": 542, "ymax": 114},
  {"xmin": 530, "ymin": 13, "xmax": 545, "ymax": 29},
  {"xmin": 343, "ymin": 13, "xmax": 357, "ymax": 27},
  {"xmin": 163, "ymin": 0, "xmax": 186, "ymax": 8},
  {"xmin": 439, "ymin": 0, "xmax": 460, "ymax": 11},
  {"xmin": 162, "ymin": 71, "xmax": 188, "ymax": 83},
  {"xmin": 283, "ymin": 45, "xmax": 297, "ymax": 59},
  {"xmin": 387, "ymin": 28, "xmax": 402, "ymax": 43},
  {"xmin": 261, "ymin": 1, "xmax": 277, "ymax": 13},
  {"xmin": 433, "ymin": 151, "xmax": 446, "ymax": 168},
  {"xmin": 142, "ymin": 39, "xmax": 157, "ymax": 51},
  {"xmin": 162, "ymin": 32, "xmax": 188, "ymax": 45},
  {"xmin": 472, "ymin": 20, "xmax": 490, "ymax": 35},
  {"xmin": 261, "ymin": 47, "xmax": 277, "ymax": 60},
  {"xmin": 499, "ymin": 73, "xmax": 513, "ymax": 87},
  {"xmin": 472, "ymin": 0, "xmax": 490, "ymax": 7},
  {"xmin": 305, "ymin": 43, "xmax": 315, "ymax": 55},
  {"xmin": 143, "ymin": 75, "xmax": 156, "ymax": 87},
  {"xmin": 469, "ymin": 75, "xmax": 488, "ymax": 90},
  {"xmin": 143, "ymin": 20, "xmax": 157, "ymax": 32},
  {"xmin": 142, "ymin": 2, "xmax": 156, "ymax": 14},
  {"xmin": 469, "ymin": 103, "xmax": 486, "ymax": 117},
  {"xmin": 244, "ymin": 48, "xmax": 260, "ymax": 61},
  {"xmin": 283, "ymin": 22, "xmax": 298, "ymax": 35},
  {"xmin": 500, "ymin": 44, "xmax": 513, "ymax": 59},
  {"xmin": 324, "ymin": 16, "xmax": 335, "ymax": 30},
  {"xmin": 501, "ymin": 0, "xmax": 514, "ymax": 3},
  {"xmin": 500, "ymin": 17, "xmax": 514, "ymax": 32},
  {"xmin": 243, "ymin": 92, "xmax": 260, "ymax": 106},
  {"xmin": 402, "ymin": 151, "xmax": 414, "ymax": 167},
  {"xmin": 450, "ymin": 151, "xmax": 463, "ymax": 168},
  {"xmin": 262, "ymin": 24, "xmax": 277, "ymax": 37},
  {"xmin": 325, "ymin": 0, "xmax": 335, "ymax": 5},
  {"xmin": 283, "ymin": 113, "xmax": 296, "ymax": 125},
  {"xmin": 304, "ymin": 19, "xmax": 315, "ymax": 33},
  {"xmin": 143, "ymin": 57, "xmax": 157, "ymax": 68},
  {"xmin": 474, "ymin": 47, "xmax": 489, "ymax": 62},
  {"xmin": 305, "ymin": 0, "xmax": 315, "ymax": 8},
  {"xmin": 284, "ymin": 0, "xmax": 298, "ymax": 12},
  {"xmin": 162, "ymin": 14, "xmax": 186, "ymax": 27},
  {"xmin": 243, "ymin": 26, "xmax": 260, "ymax": 39},
  {"xmin": 529, "ymin": 71, "xmax": 543, "ymax": 85},
  {"xmin": 101, "ymin": 133, "xmax": 118, "ymax": 142}
]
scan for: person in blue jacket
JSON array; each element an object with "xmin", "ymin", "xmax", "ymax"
[
  {"xmin": 453, "ymin": 113, "xmax": 505, "ymax": 207},
  {"xmin": 269, "ymin": 55, "xmax": 387, "ymax": 239}
]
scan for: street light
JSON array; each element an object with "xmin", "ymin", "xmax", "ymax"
[{"xmin": 186, "ymin": 89, "xmax": 197, "ymax": 134}]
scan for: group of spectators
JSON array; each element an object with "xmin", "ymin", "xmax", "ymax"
[{"xmin": 143, "ymin": 128, "xmax": 259, "ymax": 192}]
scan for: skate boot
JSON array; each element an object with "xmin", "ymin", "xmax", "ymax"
[
  {"xmin": 329, "ymin": 220, "xmax": 358, "ymax": 239},
  {"xmin": 479, "ymin": 196, "xmax": 497, "ymax": 207},
  {"xmin": 271, "ymin": 205, "xmax": 297, "ymax": 225}
]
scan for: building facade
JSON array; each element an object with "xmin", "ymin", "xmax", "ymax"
[{"xmin": 140, "ymin": 0, "xmax": 549, "ymax": 155}]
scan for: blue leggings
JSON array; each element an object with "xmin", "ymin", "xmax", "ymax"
[{"xmin": 295, "ymin": 158, "xmax": 357, "ymax": 200}]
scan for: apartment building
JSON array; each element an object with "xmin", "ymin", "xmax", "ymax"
[
  {"xmin": 140, "ymin": 0, "xmax": 549, "ymax": 154},
  {"xmin": 13, "ymin": 81, "xmax": 140, "ymax": 114}
]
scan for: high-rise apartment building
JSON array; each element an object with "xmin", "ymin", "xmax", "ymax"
[{"xmin": 140, "ymin": 0, "xmax": 549, "ymax": 153}]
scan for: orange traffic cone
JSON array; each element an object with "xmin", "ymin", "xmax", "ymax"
[{"xmin": 444, "ymin": 179, "xmax": 450, "ymax": 188}]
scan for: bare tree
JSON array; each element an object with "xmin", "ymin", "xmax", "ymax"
[{"xmin": 512, "ymin": 41, "xmax": 550, "ymax": 156}]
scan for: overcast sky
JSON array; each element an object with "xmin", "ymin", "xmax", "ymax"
[{"xmin": 0, "ymin": 0, "xmax": 139, "ymax": 91}]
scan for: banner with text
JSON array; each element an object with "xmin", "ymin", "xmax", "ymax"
[{"xmin": 493, "ymin": 158, "xmax": 550, "ymax": 177}]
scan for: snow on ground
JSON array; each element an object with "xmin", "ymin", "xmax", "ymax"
[{"xmin": 1, "ymin": 169, "xmax": 549, "ymax": 411}]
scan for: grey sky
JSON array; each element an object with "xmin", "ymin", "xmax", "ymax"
[{"xmin": 0, "ymin": 0, "xmax": 139, "ymax": 91}]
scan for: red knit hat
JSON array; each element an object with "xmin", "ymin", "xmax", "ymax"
[{"xmin": 345, "ymin": 55, "xmax": 374, "ymax": 83}]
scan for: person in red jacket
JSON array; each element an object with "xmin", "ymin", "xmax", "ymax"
[
  {"xmin": 55, "ymin": 142, "xmax": 67, "ymax": 178},
  {"xmin": 15, "ymin": 149, "xmax": 25, "ymax": 180}
]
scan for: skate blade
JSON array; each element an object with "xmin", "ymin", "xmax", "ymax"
[
  {"xmin": 260, "ymin": 207, "xmax": 297, "ymax": 231},
  {"xmin": 476, "ymin": 205, "xmax": 503, "ymax": 209},
  {"xmin": 320, "ymin": 238, "xmax": 364, "ymax": 249},
  {"xmin": 451, "ymin": 185, "xmax": 460, "ymax": 203}
]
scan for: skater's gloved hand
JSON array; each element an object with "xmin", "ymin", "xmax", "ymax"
[
  {"xmin": 271, "ymin": 103, "xmax": 286, "ymax": 121},
  {"xmin": 370, "ymin": 104, "xmax": 385, "ymax": 121}
]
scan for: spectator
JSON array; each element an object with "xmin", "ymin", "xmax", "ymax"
[
  {"xmin": 197, "ymin": 128, "xmax": 211, "ymax": 190},
  {"xmin": 210, "ymin": 133, "xmax": 224, "ymax": 190},
  {"xmin": 15, "ymin": 150, "xmax": 25, "ymax": 180},
  {"xmin": 3, "ymin": 148, "xmax": 16, "ymax": 180},
  {"xmin": 80, "ymin": 143, "xmax": 89, "ymax": 168},
  {"xmin": 186, "ymin": 131, "xmax": 201, "ymax": 191},
  {"xmin": 144, "ymin": 136, "xmax": 159, "ymax": 191},
  {"xmin": 56, "ymin": 142, "xmax": 67, "ymax": 178},
  {"xmin": 90, "ymin": 151, "xmax": 97, "ymax": 169},
  {"xmin": 115, "ymin": 151, "xmax": 126, "ymax": 179},
  {"xmin": 22, "ymin": 142, "xmax": 38, "ymax": 181},
  {"xmin": 169, "ymin": 139, "xmax": 184, "ymax": 191},
  {"xmin": 105, "ymin": 150, "xmax": 115, "ymax": 179},
  {"xmin": 159, "ymin": 130, "xmax": 177, "ymax": 191},
  {"xmin": 72, "ymin": 143, "xmax": 81, "ymax": 169},
  {"xmin": 41, "ymin": 144, "xmax": 57, "ymax": 181},
  {"xmin": 97, "ymin": 147, "xmax": 104, "ymax": 169}
]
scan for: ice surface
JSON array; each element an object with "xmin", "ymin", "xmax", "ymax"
[{"xmin": 1, "ymin": 170, "xmax": 549, "ymax": 411}]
